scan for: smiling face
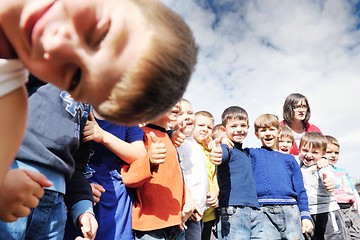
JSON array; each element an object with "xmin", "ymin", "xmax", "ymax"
[
  {"xmin": 1, "ymin": 0, "xmax": 151, "ymax": 106},
  {"xmin": 325, "ymin": 142, "xmax": 340, "ymax": 166},
  {"xmin": 178, "ymin": 100, "xmax": 195, "ymax": 137},
  {"xmin": 255, "ymin": 126, "xmax": 279, "ymax": 150},
  {"xmin": 192, "ymin": 115, "xmax": 213, "ymax": 145},
  {"xmin": 278, "ymin": 136, "xmax": 293, "ymax": 154},
  {"xmin": 299, "ymin": 143, "xmax": 325, "ymax": 167},
  {"xmin": 222, "ymin": 119, "xmax": 248, "ymax": 143}
]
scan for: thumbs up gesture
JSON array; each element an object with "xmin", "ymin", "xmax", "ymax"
[
  {"xmin": 322, "ymin": 171, "xmax": 335, "ymax": 192},
  {"xmin": 171, "ymin": 121, "xmax": 187, "ymax": 147},
  {"xmin": 148, "ymin": 132, "xmax": 167, "ymax": 165},
  {"xmin": 210, "ymin": 138, "xmax": 222, "ymax": 165},
  {"xmin": 83, "ymin": 111, "xmax": 104, "ymax": 143}
]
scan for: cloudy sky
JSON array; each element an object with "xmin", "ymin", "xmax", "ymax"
[{"xmin": 162, "ymin": 0, "xmax": 360, "ymax": 180}]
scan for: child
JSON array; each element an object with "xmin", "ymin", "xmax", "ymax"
[
  {"xmin": 299, "ymin": 132, "xmax": 348, "ymax": 239},
  {"xmin": 0, "ymin": 76, "xmax": 97, "ymax": 239},
  {"xmin": 176, "ymin": 101, "xmax": 209, "ymax": 239},
  {"xmin": 217, "ymin": 106, "xmax": 265, "ymax": 239},
  {"xmin": 249, "ymin": 113, "xmax": 313, "ymax": 239},
  {"xmin": 123, "ymin": 102, "xmax": 189, "ymax": 239},
  {"xmin": 0, "ymin": 0, "xmax": 198, "ymax": 200},
  {"xmin": 324, "ymin": 135, "xmax": 360, "ymax": 239},
  {"xmin": 193, "ymin": 111, "xmax": 220, "ymax": 240},
  {"xmin": 278, "ymin": 124, "xmax": 295, "ymax": 155},
  {"xmin": 64, "ymin": 109, "xmax": 147, "ymax": 240}
]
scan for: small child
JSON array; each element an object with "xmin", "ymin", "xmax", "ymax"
[
  {"xmin": 299, "ymin": 132, "xmax": 348, "ymax": 239},
  {"xmin": 217, "ymin": 106, "xmax": 265, "ymax": 239},
  {"xmin": 278, "ymin": 124, "xmax": 295, "ymax": 155},
  {"xmin": 249, "ymin": 113, "xmax": 313, "ymax": 239},
  {"xmin": 325, "ymin": 135, "xmax": 360, "ymax": 239}
]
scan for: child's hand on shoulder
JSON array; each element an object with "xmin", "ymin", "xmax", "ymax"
[
  {"xmin": 221, "ymin": 137, "xmax": 234, "ymax": 148},
  {"xmin": 148, "ymin": 132, "xmax": 166, "ymax": 165},
  {"xmin": 316, "ymin": 157, "xmax": 329, "ymax": 169}
]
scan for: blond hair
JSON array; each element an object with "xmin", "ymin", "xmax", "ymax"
[
  {"xmin": 195, "ymin": 111, "xmax": 214, "ymax": 126},
  {"xmin": 299, "ymin": 132, "xmax": 327, "ymax": 152},
  {"xmin": 254, "ymin": 114, "xmax": 279, "ymax": 132},
  {"xmin": 325, "ymin": 135, "xmax": 340, "ymax": 149},
  {"xmin": 279, "ymin": 124, "xmax": 294, "ymax": 144},
  {"xmin": 96, "ymin": 0, "xmax": 198, "ymax": 125}
]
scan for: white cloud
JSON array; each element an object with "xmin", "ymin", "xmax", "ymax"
[{"xmin": 162, "ymin": 0, "xmax": 360, "ymax": 180}]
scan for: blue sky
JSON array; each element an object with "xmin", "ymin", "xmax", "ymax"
[{"xmin": 162, "ymin": 0, "xmax": 360, "ymax": 181}]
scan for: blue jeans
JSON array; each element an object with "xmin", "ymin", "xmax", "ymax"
[
  {"xmin": 135, "ymin": 226, "xmax": 185, "ymax": 240},
  {"xmin": 261, "ymin": 204, "xmax": 304, "ymax": 240},
  {"xmin": 218, "ymin": 206, "xmax": 266, "ymax": 240},
  {"xmin": 0, "ymin": 190, "xmax": 67, "ymax": 240}
]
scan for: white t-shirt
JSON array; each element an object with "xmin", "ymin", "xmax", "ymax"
[{"xmin": 0, "ymin": 59, "xmax": 28, "ymax": 97}]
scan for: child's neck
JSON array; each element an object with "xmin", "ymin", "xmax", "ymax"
[{"xmin": 149, "ymin": 119, "xmax": 168, "ymax": 129}]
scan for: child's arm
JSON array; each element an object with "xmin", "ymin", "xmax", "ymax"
[
  {"xmin": 0, "ymin": 86, "xmax": 27, "ymax": 187},
  {"xmin": 0, "ymin": 169, "xmax": 53, "ymax": 222},
  {"xmin": 83, "ymin": 112, "xmax": 146, "ymax": 164}
]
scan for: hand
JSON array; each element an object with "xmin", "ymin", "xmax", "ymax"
[
  {"xmin": 76, "ymin": 212, "xmax": 98, "ymax": 240},
  {"xmin": 206, "ymin": 191, "xmax": 219, "ymax": 208},
  {"xmin": 171, "ymin": 122, "xmax": 187, "ymax": 148},
  {"xmin": 83, "ymin": 112, "xmax": 105, "ymax": 143},
  {"xmin": 221, "ymin": 137, "xmax": 234, "ymax": 148},
  {"xmin": 301, "ymin": 218, "xmax": 314, "ymax": 233},
  {"xmin": 148, "ymin": 132, "xmax": 166, "ymax": 165},
  {"xmin": 190, "ymin": 202, "xmax": 203, "ymax": 222},
  {"xmin": 90, "ymin": 183, "xmax": 105, "ymax": 206},
  {"xmin": 210, "ymin": 138, "xmax": 222, "ymax": 165},
  {"xmin": 0, "ymin": 169, "xmax": 53, "ymax": 222},
  {"xmin": 316, "ymin": 157, "xmax": 329, "ymax": 169},
  {"xmin": 322, "ymin": 172, "xmax": 334, "ymax": 192}
]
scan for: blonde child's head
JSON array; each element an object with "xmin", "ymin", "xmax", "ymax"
[
  {"xmin": 278, "ymin": 124, "xmax": 294, "ymax": 154},
  {"xmin": 324, "ymin": 135, "xmax": 340, "ymax": 166},
  {"xmin": 254, "ymin": 114, "xmax": 279, "ymax": 150},
  {"xmin": 193, "ymin": 111, "xmax": 214, "ymax": 146}
]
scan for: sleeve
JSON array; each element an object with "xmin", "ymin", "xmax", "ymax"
[
  {"xmin": 290, "ymin": 156, "xmax": 311, "ymax": 220},
  {"xmin": 64, "ymin": 141, "xmax": 94, "ymax": 226},
  {"xmin": 221, "ymin": 144, "xmax": 230, "ymax": 164},
  {"xmin": 0, "ymin": 59, "xmax": 28, "ymax": 97},
  {"xmin": 125, "ymin": 125, "xmax": 144, "ymax": 143},
  {"xmin": 121, "ymin": 132, "xmax": 152, "ymax": 188}
]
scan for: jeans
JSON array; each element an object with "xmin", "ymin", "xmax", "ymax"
[
  {"xmin": 0, "ymin": 190, "xmax": 67, "ymax": 240},
  {"xmin": 218, "ymin": 206, "xmax": 266, "ymax": 240},
  {"xmin": 261, "ymin": 204, "xmax": 304, "ymax": 240},
  {"xmin": 135, "ymin": 226, "xmax": 185, "ymax": 240}
]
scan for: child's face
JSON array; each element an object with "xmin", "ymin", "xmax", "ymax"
[
  {"xmin": 167, "ymin": 103, "xmax": 181, "ymax": 129},
  {"xmin": 222, "ymin": 119, "xmax": 248, "ymax": 143},
  {"xmin": 278, "ymin": 136, "xmax": 293, "ymax": 154},
  {"xmin": 255, "ymin": 126, "xmax": 279, "ymax": 150},
  {"xmin": 178, "ymin": 101, "xmax": 195, "ymax": 137},
  {"xmin": 1, "ymin": 0, "xmax": 150, "ymax": 106},
  {"xmin": 299, "ymin": 143, "xmax": 325, "ymax": 166},
  {"xmin": 325, "ymin": 143, "xmax": 340, "ymax": 166},
  {"xmin": 192, "ymin": 116, "xmax": 213, "ymax": 145},
  {"xmin": 292, "ymin": 99, "xmax": 308, "ymax": 122}
]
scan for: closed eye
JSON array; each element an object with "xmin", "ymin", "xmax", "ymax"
[{"xmin": 92, "ymin": 19, "xmax": 111, "ymax": 47}]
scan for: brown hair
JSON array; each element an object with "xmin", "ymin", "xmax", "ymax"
[
  {"xmin": 279, "ymin": 124, "xmax": 294, "ymax": 144},
  {"xmin": 282, "ymin": 93, "xmax": 311, "ymax": 126},
  {"xmin": 254, "ymin": 114, "xmax": 279, "ymax": 132},
  {"xmin": 221, "ymin": 106, "xmax": 248, "ymax": 126},
  {"xmin": 299, "ymin": 132, "xmax": 327, "ymax": 152},
  {"xmin": 96, "ymin": 0, "xmax": 198, "ymax": 125}
]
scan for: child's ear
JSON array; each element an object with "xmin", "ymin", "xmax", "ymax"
[
  {"xmin": 220, "ymin": 126, "xmax": 226, "ymax": 132},
  {"xmin": 255, "ymin": 131, "xmax": 259, "ymax": 139}
]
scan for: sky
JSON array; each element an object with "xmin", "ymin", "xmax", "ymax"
[{"xmin": 162, "ymin": 0, "xmax": 360, "ymax": 181}]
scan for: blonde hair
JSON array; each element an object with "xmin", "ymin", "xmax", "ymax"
[
  {"xmin": 279, "ymin": 124, "xmax": 294, "ymax": 144},
  {"xmin": 254, "ymin": 114, "xmax": 279, "ymax": 132},
  {"xmin": 325, "ymin": 135, "xmax": 340, "ymax": 149},
  {"xmin": 96, "ymin": 0, "xmax": 198, "ymax": 125},
  {"xmin": 299, "ymin": 132, "xmax": 327, "ymax": 152},
  {"xmin": 195, "ymin": 111, "xmax": 214, "ymax": 126}
]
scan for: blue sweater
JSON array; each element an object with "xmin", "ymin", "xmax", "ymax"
[
  {"xmin": 217, "ymin": 143, "xmax": 259, "ymax": 209},
  {"xmin": 248, "ymin": 147, "xmax": 311, "ymax": 220}
]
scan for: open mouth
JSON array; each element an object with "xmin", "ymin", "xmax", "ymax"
[{"xmin": 23, "ymin": 1, "xmax": 56, "ymax": 47}]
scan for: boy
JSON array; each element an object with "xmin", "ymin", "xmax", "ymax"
[
  {"xmin": 0, "ymin": 76, "xmax": 97, "ymax": 239},
  {"xmin": 299, "ymin": 132, "xmax": 348, "ymax": 239},
  {"xmin": 324, "ymin": 135, "xmax": 360, "ymax": 239},
  {"xmin": 278, "ymin": 124, "xmax": 295, "ymax": 155},
  {"xmin": 123, "ymin": 102, "xmax": 190, "ymax": 239},
  {"xmin": 0, "ymin": 0, "xmax": 198, "ymax": 201},
  {"xmin": 249, "ymin": 113, "xmax": 313, "ymax": 239},
  {"xmin": 217, "ymin": 106, "xmax": 265, "ymax": 239}
]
